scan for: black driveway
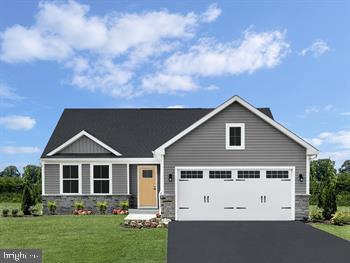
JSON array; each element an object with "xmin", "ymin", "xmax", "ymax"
[{"xmin": 167, "ymin": 221, "xmax": 350, "ymax": 263}]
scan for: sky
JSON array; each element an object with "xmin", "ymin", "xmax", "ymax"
[{"xmin": 0, "ymin": 0, "xmax": 349, "ymax": 172}]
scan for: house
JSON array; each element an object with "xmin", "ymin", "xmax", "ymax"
[{"xmin": 41, "ymin": 95, "xmax": 318, "ymax": 220}]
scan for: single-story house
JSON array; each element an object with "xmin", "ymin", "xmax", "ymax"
[{"xmin": 41, "ymin": 95, "xmax": 318, "ymax": 220}]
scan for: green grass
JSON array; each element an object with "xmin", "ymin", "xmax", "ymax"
[
  {"xmin": 311, "ymin": 223, "xmax": 350, "ymax": 241},
  {"xmin": 0, "ymin": 215, "xmax": 167, "ymax": 263}
]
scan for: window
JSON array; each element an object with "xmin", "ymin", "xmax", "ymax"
[
  {"xmin": 226, "ymin": 123, "xmax": 245, "ymax": 150},
  {"xmin": 180, "ymin": 171, "xmax": 203, "ymax": 179},
  {"xmin": 209, "ymin": 171, "xmax": 232, "ymax": 179},
  {"xmin": 93, "ymin": 165, "xmax": 110, "ymax": 194},
  {"xmin": 62, "ymin": 165, "xmax": 79, "ymax": 194},
  {"xmin": 266, "ymin": 170, "xmax": 289, "ymax": 179},
  {"xmin": 142, "ymin": 170, "xmax": 153, "ymax": 178},
  {"xmin": 237, "ymin": 170, "xmax": 260, "ymax": 179}
]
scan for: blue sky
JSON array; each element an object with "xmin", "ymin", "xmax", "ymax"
[{"xmin": 0, "ymin": 0, "xmax": 349, "ymax": 171}]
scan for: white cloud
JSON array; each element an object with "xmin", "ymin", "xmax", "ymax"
[
  {"xmin": 0, "ymin": 83, "xmax": 23, "ymax": 101},
  {"xmin": 0, "ymin": 146, "xmax": 40, "ymax": 154},
  {"xmin": 163, "ymin": 30, "xmax": 290, "ymax": 77},
  {"xmin": 318, "ymin": 150, "xmax": 350, "ymax": 162},
  {"xmin": 142, "ymin": 74, "xmax": 198, "ymax": 94},
  {"xmin": 201, "ymin": 3, "xmax": 221, "ymax": 22},
  {"xmin": 167, "ymin": 105, "xmax": 185, "ymax": 109},
  {"xmin": 0, "ymin": 115, "xmax": 36, "ymax": 130},
  {"xmin": 304, "ymin": 104, "xmax": 335, "ymax": 114},
  {"xmin": 306, "ymin": 130, "xmax": 350, "ymax": 149},
  {"xmin": 206, "ymin": 84, "xmax": 219, "ymax": 91},
  {"xmin": 340, "ymin": 112, "xmax": 350, "ymax": 116},
  {"xmin": 299, "ymin": 39, "xmax": 330, "ymax": 58}
]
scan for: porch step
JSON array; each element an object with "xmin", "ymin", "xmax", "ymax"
[{"xmin": 128, "ymin": 209, "xmax": 158, "ymax": 214}]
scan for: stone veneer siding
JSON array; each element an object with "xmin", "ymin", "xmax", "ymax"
[
  {"xmin": 160, "ymin": 194, "xmax": 309, "ymax": 221},
  {"xmin": 160, "ymin": 195, "xmax": 175, "ymax": 220},
  {"xmin": 42, "ymin": 195, "xmax": 130, "ymax": 215},
  {"xmin": 295, "ymin": 194, "xmax": 310, "ymax": 220}
]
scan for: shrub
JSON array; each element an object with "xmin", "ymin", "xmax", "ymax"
[
  {"xmin": 0, "ymin": 176, "xmax": 24, "ymax": 193},
  {"xmin": 331, "ymin": 211, "xmax": 350, "ymax": 225},
  {"xmin": 119, "ymin": 200, "xmax": 129, "ymax": 210},
  {"xmin": 96, "ymin": 201, "xmax": 108, "ymax": 214},
  {"xmin": 48, "ymin": 201, "xmax": 57, "ymax": 215},
  {"xmin": 309, "ymin": 207, "xmax": 324, "ymax": 222},
  {"xmin": 318, "ymin": 178, "xmax": 337, "ymax": 220},
  {"xmin": 74, "ymin": 201, "xmax": 84, "ymax": 210},
  {"xmin": 337, "ymin": 192, "xmax": 350, "ymax": 207},
  {"xmin": 21, "ymin": 185, "xmax": 34, "ymax": 215},
  {"xmin": 30, "ymin": 206, "xmax": 39, "ymax": 216},
  {"xmin": 2, "ymin": 209, "xmax": 9, "ymax": 217},
  {"xmin": 11, "ymin": 209, "xmax": 19, "ymax": 217}
]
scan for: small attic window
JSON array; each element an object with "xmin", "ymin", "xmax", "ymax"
[{"xmin": 226, "ymin": 123, "xmax": 245, "ymax": 150}]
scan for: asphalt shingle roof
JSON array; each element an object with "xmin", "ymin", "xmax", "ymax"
[{"xmin": 42, "ymin": 107, "xmax": 273, "ymax": 158}]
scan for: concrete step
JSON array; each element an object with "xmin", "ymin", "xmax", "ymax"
[{"xmin": 129, "ymin": 209, "xmax": 158, "ymax": 214}]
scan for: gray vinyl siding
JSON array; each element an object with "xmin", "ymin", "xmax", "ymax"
[
  {"xmin": 164, "ymin": 102, "xmax": 307, "ymax": 195},
  {"xmin": 81, "ymin": 164, "xmax": 90, "ymax": 194},
  {"xmin": 112, "ymin": 164, "xmax": 128, "ymax": 194},
  {"xmin": 44, "ymin": 164, "xmax": 60, "ymax": 194},
  {"xmin": 60, "ymin": 135, "xmax": 110, "ymax": 154},
  {"xmin": 129, "ymin": 164, "xmax": 160, "ymax": 207}
]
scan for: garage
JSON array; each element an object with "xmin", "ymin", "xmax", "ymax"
[{"xmin": 176, "ymin": 167, "xmax": 295, "ymax": 221}]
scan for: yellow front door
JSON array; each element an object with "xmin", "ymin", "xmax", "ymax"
[{"xmin": 138, "ymin": 165, "xmax": 157, "ymax": 207}]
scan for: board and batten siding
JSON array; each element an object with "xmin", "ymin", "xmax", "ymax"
[
  {"xmin": 112, "ymin": 164, "xmax": 128, "ymax": 194},
  {"xmin": 44, "ymin": 164, "xmax": 60, "ymax": 195},
  {"xmin": 60, "ymin": 135, "xmax": 110, "ymax": 154},
  {"xmin": 164, "ymin": 102, "xmax": 307, "ymax": 195}
]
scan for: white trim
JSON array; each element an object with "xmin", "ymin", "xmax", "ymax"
[
  {"xmin": 154, "ymin": 96, "xmax": 319, "ymax": 155},
  {"xmin": 174, "ymin": 166, "xmax": 295, "ymax": 221},
  {"xmin": 225, "ymin": 123, "xmax": 245, "ymax": 150},
  {"xmin": 306, "ymin": 155, "xmax": 310, "ymax": 195},
  {"xmin": 90, "ymin": 163, "xmax": 113, "ymax": 195},
  {"xmin": 41, "ymin": 157, "xmax": 159, "ymax": 164},
  {"xmin": 137, "ymin": 165, "xmax": 158, "ymax": 209},
  {"xmin": 41, "ymin": 161, "xmax": 45, "ymax": 195},
  {"xmin": 46, "ymin": 130, "xmax": 122, "ymax": 157},
  {"xmin": 127, "ymin": 163, "xmax": 130, "ymax": 195},
  {"xmin": 59, "ymin": 163, "xmax": 82, "ymax": 195}
]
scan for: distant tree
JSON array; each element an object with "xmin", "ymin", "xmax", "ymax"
[
  {"xmin": 21, "ymin": 185, "xmax": 34, "ymax": 215},
  {"xmin": 339, "ymin": 160, "xmax": 350, "ymax": 174},
  {"xmin": 336, "ymin": 173, "xmax": 350, "ymax": 194},
  {"xmin": 22, "ymin": 165, "xmax": 41, "ymax": 185},
  {"xmin": 0, "ymin": 166, "xmax": 20, "ymax": 177},
  {"xmin": 311, "ymin": 159, "xmax": 337, "ymax": 182}
]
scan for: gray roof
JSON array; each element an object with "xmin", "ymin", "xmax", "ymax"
[{"xmin": 42, "ymin": 107, "xmax": 273, "ymax": 158}]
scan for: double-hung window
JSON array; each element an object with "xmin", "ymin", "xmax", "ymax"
[
  {"xmin": 92, "ymin": 165, "xmax": 111, "ymax": 194},
  {"xmin": 226, "ymin": 123, "xmax": 245, "ymax": 150},
  {"xmin": 62, "ymin": 165, "xmax": 80, "ymax": 194}
]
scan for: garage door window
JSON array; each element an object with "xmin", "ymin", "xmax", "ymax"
[
  {"xmin": 266, "ymin": 170, "xmax": 289, "ymax": 179},
  {"xmin": 181, "ymin": 171, "xmax": 203, "ymax": 179},
  {"xmin": 209, "ymin": 171, "xmax": 232, "ymax": 179},
  {"xmin": 237, "ymin": 170, "xmax": 260, "ymax": 179}
]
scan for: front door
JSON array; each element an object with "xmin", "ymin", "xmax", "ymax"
[{"xmin": 138, "ymin": 165, "xmax": 157, "ymax": 208}]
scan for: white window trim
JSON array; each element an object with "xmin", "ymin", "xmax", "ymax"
[
  {"xmin": 225, "ymin": 123, "xmax": 245, "ymax": 150},
  {"xmin": 60, "ymin": 164, "xmax": 82, "ymax": 195},
  {"xmin": 90, "ymin": 164, "xmax": 113, "ymax": 195}
]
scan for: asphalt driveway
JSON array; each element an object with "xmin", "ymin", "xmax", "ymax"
[{"xmin": 167, "ymin": 221, "xmax": 350, "ymax": 263}]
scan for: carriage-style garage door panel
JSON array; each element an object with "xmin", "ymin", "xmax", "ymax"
[{"xmin": 176, "ymin": 167, "xmax": 295, "ymax": 221}]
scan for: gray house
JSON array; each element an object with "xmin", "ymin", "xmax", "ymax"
[{"xmin": 41, "ymin": 96, "xmax": 318, "ymax": 220}]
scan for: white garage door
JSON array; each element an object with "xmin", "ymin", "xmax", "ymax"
[{"xmin": 176, "ymin": 167, "xmax": 295, "ymax": 221}]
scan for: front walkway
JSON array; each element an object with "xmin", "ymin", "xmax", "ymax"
[{"xmin": 167, "ymin": 221, "xmax": 350, "ymax": 263}]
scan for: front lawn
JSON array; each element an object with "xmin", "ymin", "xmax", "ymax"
[
  {"xmin": 0, "ymin": 215, "xmax": 167, "ymax": 263},
  {"xmin": 311, "ymin": 223, "xmax": 350, "ymax": 241}
]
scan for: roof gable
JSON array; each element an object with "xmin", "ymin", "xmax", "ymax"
[
  {"xmin": 47, "ymin": 130, "xmax": 122, "ymax": 157},
  {"xmin": 154, "ymin": 96, "xmax": 319, "ymax": 155}
]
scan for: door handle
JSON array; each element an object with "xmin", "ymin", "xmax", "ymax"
[
  {"xmin": 261, "ymin": 196, "xmax": 263, "ymax": 203},
  {"xmin": 204, "ymin": 195, "xmax": 206, "ymax": 203},
  {"xmin": 264, "ymin": 196, "xmax": 266, "ymax": 203},
  {"xmin": 153, "ymin": 185, "xmax": 156, "ymax": 190},
  {"xmin": 207, "ymin": 196, "xmax": 209, "ymax": 203}
]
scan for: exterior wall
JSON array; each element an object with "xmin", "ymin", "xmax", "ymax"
[
  {"xmin": 129, "ymin": 164, "xmax": 160, "ymax": 208},
  {"xmin": 295, "ymin": 195, "xmax": 310, "ymax": 220},
  {"xmin": 42, "ymin": 195, "xmax": 130, "ymax": 215},
  {"xmin": 160, "ymin": 195, "xmax": 175, "ymax": 219},
  {"xmin": 81, "ymin": 164, "xmax": 90, "ymax": 194},
  {"xmin": 164, "ymin": 102, "xmax": 307, "ymax": 195},
  {"xmin": 60, "ymin": 135, "xmax": 110, "ymax": 154},
  {"xmin": 112, "ymin": 164, "xmax": 128, "ymax": 194},
  {"xmin": 44, "ymin": 164, "xmax": 60, "ymax": 195}
]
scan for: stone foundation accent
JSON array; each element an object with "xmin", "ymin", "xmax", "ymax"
[
  {"xmin": 295, "ymin": 194, "xmax": 310, "ymax": 220},
  {"xmin": 160, "ymin": 195, "xmax": 175, "ymax": 220},
  {"xmin": 42, "ymin": 195, "xmax": 130, "ymax": 215}
]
